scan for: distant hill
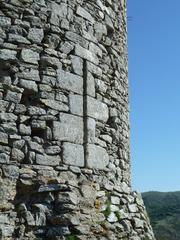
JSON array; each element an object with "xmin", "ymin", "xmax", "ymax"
[{"xmin": 142, "ymin": 191, "xmax": 180, "ymax": 240}]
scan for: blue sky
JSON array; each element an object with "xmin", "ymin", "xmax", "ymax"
[{"xmin": 128, "ymin": 0, "xmax": 180, "ymax": 192}]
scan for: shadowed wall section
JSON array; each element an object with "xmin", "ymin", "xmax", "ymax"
[{"xmin": 0, "ymin": 0, "xmax": 155, "ymax": 239}]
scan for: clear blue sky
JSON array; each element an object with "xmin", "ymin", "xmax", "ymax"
[{"xmin": 128, "ymin": 0, "xmax": 180, "ymax": 192}]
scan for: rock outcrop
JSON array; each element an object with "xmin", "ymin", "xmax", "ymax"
[{"xmin": 0, "ymin": 0, "xmax": 155, "ymax": 239}]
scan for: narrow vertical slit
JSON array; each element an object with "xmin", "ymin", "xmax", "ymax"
[{"xmin": 83, "ymin": 59, "xmax": 88, "ymax": 167}]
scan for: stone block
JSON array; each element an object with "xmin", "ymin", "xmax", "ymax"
[
  {"xmin": 86, "ymin": 72, "xmax": 95, "ymax": 97},
  {"xmin": 87, "ymin": 118, "xmax": 96, "ymax": 143},
  {"xmin": 56, "ymin": 69, "xmax": 83, "ymax": 95},
  {"xmin": 4, "ymin": 90, "xmax": 22, "ymax": 103},
  {"xmin": 53, "ymin": 113, "xmax": 83, "ymax": 144},
  {"xmin": 75, "ymin": 44, "xmax": 99, "ymax": 65},
  {"xmin": 0, "ymin": 153, "xmax": 10, "ymax": 164},
  {"xmin": 0, "ymin": 16, "xmax": 11, "ymax": 27},
  {"xmin": 36, "ymin": 154, "xmax": 61, "ymax": 166},
  {"xmin": 70, "ymin": 55, "xmax": 83, "ymax": 76},
  {"xmin": 86, "ymin": 61, "xmax": 102, "ymax": 77},
  {"xmin": 86, "ymin": 96, "xmax": 109, "ymax": 122},
  {"xmin": 40, "ymin": 99, "xmax": 69, "ymax": 112},
  {"xmin": 65, "ymin": 31, "xmax": 88, "ymax": 48},
  {"xmin": 28, "ymin": 28, "xmax": 44, "ymax": 43},
  {"xmin": 0, "ymin": 49, "xmax": 17, "ymax": 61},
  {"xmin": 76, "ymin": 6, "xmax": 95, "ymax": 24},
  {"xmin": 86, "ymin": 144, "xmax": 109, "ymax": 169},
  {"xmin": 0, "ymin": 132, "xmax": 8, "ymax": 145},
  {"xmin": 63, "ymin": 142, "xmax": 84, "ymax": 167},
  {"xmin": 69, "ymin": 94, "xmax": 83, "ymax": 116},
  {"xmin": 19, "ymin": 79, "xmax": 38, "ymax": 93},
  {"xmin": 0, "ymin": 113, "xmax": 17, "ymax": 122},
  {"xmin": 21, "ymin": 49, "xmax": 40, "ymax": 64}
]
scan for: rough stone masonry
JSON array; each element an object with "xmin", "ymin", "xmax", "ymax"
[{"xmin": 0, "ymin": 0, "xmax": 155, "ymax": 239}]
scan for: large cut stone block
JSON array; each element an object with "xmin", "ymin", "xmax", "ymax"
[
  {"xmin": 86, "ymin": 96, "xmax": 109, "ymax": 122},
  {"xmin": 69, "ymin": 94, "xmax": 83, "ymax": 116},
  {"xmin": 63, "ymin": 142, "xmax": 84, "ymax": 167},
  {"xmin": 36, "ymin": 154, "xmax": 61, "ymax": 166},
  {"xmin": 75, "ymin": 45, "xmax": 99, "ymax": 65},
  {"xmin": 56, "ymin": 69, "xmax": 83, "ymax": 95},
  {"xmin": 53, "ymin": 113, "xmax": 83, "ymax": 144},
  {"xmin": 86, "ymin": 144, "xmax": 109, "ymax": 170}
]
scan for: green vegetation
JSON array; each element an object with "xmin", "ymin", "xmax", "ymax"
[
  {"xmin": 65, "ymin": 234, "xmax": 77, "ymax": 240},
  {"xmin": 103, "ymin": 199, "xmax": 111, "ymax": 218},
  {"xmin": 142, "ymin": 191, "xmax": 180, "ymax": 240}
]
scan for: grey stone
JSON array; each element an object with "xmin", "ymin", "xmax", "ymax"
[
  {"xmin": 0, "ymin": 153, "xmax": 10, "ymax": 164},
  {"xmin": 87, "ymin": 72, "xmax": 95, "ymax": 97},
  {"xmin": 19, "ymin": 124, "xmax": 31, "ymax": 135},
  {"xmin": 71, "ymin": 55, "xmax": 83, "ymax": 76},
  {"xmin": 63, "ymin": 142, "xmax": 84, "ymax": 167},
  {"xmin": 11, "ymin": 148, "xmax": 25, "ymax": 162},
  {"xmin": 2, "ymin": 165, "xmax": 19, "ymax": 179},
  {"xmin": 28, "ymin": 28, "xmax": 44, "ymax": 43},
  {"xmin": 86, "ymin": 144, "xmax": 109, "ymax": 169},
  {"xmin": 87, "ymin": 96, "xmax": 109, "ymax": 122},
  {"xmin": 8, "ymin": 34, "xmax": 31, "ymax": 44},
  {"xmin": 36, "ymin": 154, "xmax": 61, "ymax": 166},
  {"xmin": 69, "ymin": 94, "xmax": 83, "ymax": 116},
  {"xmin": 53, "ymin": 113, "xmax": 83, "ymax": 144},
  {"xmin": 87, "ymin": 118, "xmax": 96, "ymax": 143},
  {"xmin": 107, "ymin": 212, "xmax": 118, "ymax": 223},
  {"xmin": 0, "ymin": 132, "xmax": 8, "ymax": 145},
  {"xmin": 0, "ymin": 16, "xmax": 11, "ymax": 27},
  {"xmin": 28, "ymin": 106, "xmax": 46, "ymax": 115},
  {"xmin": 21, "ymin": 49, "xmax": 40, "ymax": 64},
  {"xmin": 56, "ymin": 69, "xmax": 83, "ymax": 95},
  {"xmin": 31, "ymin": 120, "xmax": 46, "ymax": 130},
  {"xmin": 40, "ymin": 99, "xmax": 69, "ymax": 112},
  {"xmin": 0, "ymin": 113, "xmax": 17, "ymax": 122},
  {"xmin": 65, "ymin": 31, "xmax": 88, "ymax": 48},
  {"xmin": 19, "ymin": 79, "xmax": 38, "ymax": 93},
  {"xmin": 86, "ymin": 61, "xmax": 102, "ymax": 77},
  {"xmin": 18, "ymin": 68, "xmax": 40, "ymax": 81},
  {"xmin": 76, "ymin": 6, "xmax": 95, "ymax": 24},
  {"xmin": 0, "ymin": 49, "xmax": 17, "ymax": 61},
  {"xmin": 45, "ymin": 146, "xmax": 61, "ymax": 155},
  {"xmin": 4, "ymin": 90, "xmax": 22, "ymax": 103},
  {"xmin": 95, "ymin": 79, "xmax": 107, "ymax": 93},
  {"xmin": 75, "ymin": 44, "xmax": 99, "ymax": 65},
  {"xmin": 60, "ymin": 42, "xmax": 74, "ymax": 54}
]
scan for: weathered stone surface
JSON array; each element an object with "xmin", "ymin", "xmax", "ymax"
[
  {"xmin": 65, "ymin": 31, "xmax": 88, "ymax": 48},
  {"xmin": 87, "ymin": 96, "xmax": 109, "ymax": 122},
  {"xmin": 71, "ymin": 55, "xmax": 83, "ymax": 76},
  {"xmin": 21, "ymin": 49, "xmax": 40, "ymax": 64},
  {"xmin": 87, "ymin": 118, "xmax": 96, "ymax": 143},
  {"xmin": 0, "ymin": 153, "xmax": 10, "ymax": 163},
  {"xmin": 63, "ymin": 142, "xmax": 84, "ymax": 167},
  {"xmin": 76, "ymin": 6, "xmax": 95, "ymax": 24},
  {"xmin": 0, "ymin": 132, "xmax": 8, "ymax": 145},
  {"xmin": 0, "ymin": 16, "xmax": 11, "ymax": 27},
  {"xmin": 36, "ymin": 154, "xmax": 61, "ymax": 166},
  {"xmin": 0, "ymin": 49, "xmax": 16, "ymax": 60},
  {"xmin": 19, "ymin": 79, "xmax": 38, "ymax": 93},
  {"xmin": 28, "ymin": 28, "xmax": 44, "ymax": 43},
  {"xmin": 69, "ymin": 94, "xmax": 83, "ymax": 116},
  {"xmin": 53, "ymin": 113, "xmax": 83, "ymax": 144},
  {"xmin": 75, "ymin": 45, "xmax": 99, "ymax": 65},
  {"xmin": 87, "ymin": 72, "xmax": 95, "ymax": 97},
  {"xmin": 56, "ymin": 69, "xmax": 83, "ymax": 95},
  {"xmin": 86, "ymin": 144, "xmax": 109, "ymax": 170}
]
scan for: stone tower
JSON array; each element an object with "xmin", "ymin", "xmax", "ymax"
[{"xmin": 0, "ymin": 0, "xmax": 155, "ymax": 239}]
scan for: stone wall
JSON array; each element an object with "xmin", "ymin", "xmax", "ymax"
[{"xmin": 0, "ymin": 0, "xmax": 155, "ymax": 239}]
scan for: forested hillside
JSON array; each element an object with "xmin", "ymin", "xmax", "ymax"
[{"xmin": 142, "ymin": 191, "xmax": 180, "ymax": 240}]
